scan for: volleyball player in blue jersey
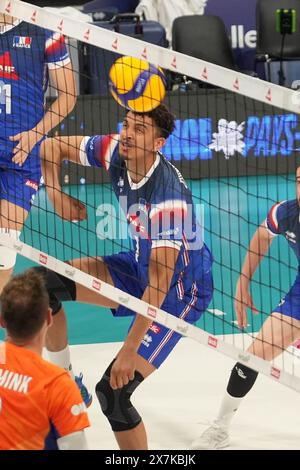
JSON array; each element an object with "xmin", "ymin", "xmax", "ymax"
[
  {"xmin": 0, "ymin": 8, "xmax": 94, "ymax": 407},
  {"xmin": 40, "ymin": 104, "xmax": 214, "ymax": 449},
  {"xmin": 192, "ymin": 169, "xmax": 300, "ymax": 449},
  {"xmin": 0, "ymin": 8, "xmax": 76, "ymax": 291}
]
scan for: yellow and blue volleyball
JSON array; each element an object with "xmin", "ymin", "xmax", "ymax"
[{"xmin": 109, "ymin": 56, "xmax": 166, "ymax": 112}]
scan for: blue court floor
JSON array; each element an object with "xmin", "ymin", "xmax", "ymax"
[{"xmin": 1, "ymin": 173, "xmax": 297, "ymax": 345}]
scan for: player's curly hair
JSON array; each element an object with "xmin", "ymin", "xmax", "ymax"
[{"xmin": 137, "ymin": 103, "xmax": 176, "ymax": 139}]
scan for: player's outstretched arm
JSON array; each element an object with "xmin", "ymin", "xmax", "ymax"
[
  {"xmin": 41, "ymin": 136, "xmax": 87, "ymax": 222},
  {"xmin": 11, "ymin": 64, "xmax": 77, "ymax": 166},
  {"xmin": 235, "ymin": 223, "xmax": 274, "ymax": 328},
  {"xmin": 110, "ymin": 246, "xmax": 179, "ymax": 390}
]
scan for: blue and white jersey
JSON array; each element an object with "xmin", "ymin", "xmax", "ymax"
[
  {"xmin": 0, "ymin": 20, "xmax": 70, "ymax": 159},
  {"xmin": 265, "ymin": 199, "xmax": 300, "ymax": 262},
  {"xmin": 80, "ymin": 134, "xmax": 210, "ymax": 293}
]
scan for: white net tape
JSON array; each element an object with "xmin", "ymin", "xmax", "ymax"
[{"xmin": 1, "ymin": 0, "xmax": 300, "ymax": 114}]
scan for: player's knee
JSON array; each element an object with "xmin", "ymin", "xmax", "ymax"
[
  {"xmin": 95, "ymin": 361, "xmax": 144, "ymax": 432},
  {"xmin": 0, "ymin": 229, "xmax": 21, "ymax": 271},
  {"xmin": 33, "ymin": 266, "xmax": 76, "ymax": 315}
]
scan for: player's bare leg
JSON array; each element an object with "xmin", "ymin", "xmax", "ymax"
[
  {"xmin": 0, "ymin": 200, "xmax": 28, "ymax": 292},
  {"xmin": 248, "ymin": 312, "xmax": 300, "ymax": 359}
]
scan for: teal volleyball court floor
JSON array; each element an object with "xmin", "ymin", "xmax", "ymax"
[{"xmin": 0, "ymin": 173, "xmax": 297, "ymax": 345}]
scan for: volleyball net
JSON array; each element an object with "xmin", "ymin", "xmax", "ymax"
[{"xmin": 2, "ymin": 0, "xmax": 300, "ymax": 392}]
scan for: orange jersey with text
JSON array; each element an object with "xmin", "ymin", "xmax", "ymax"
[{"xmin": 0, "ymin": 342, "xmax": 90, "ymax": 450}]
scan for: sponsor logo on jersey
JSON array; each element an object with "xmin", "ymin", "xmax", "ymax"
[
  {"xmin": 285, "ymin": 231, "xmax": 297, "ymax": 243},
  {"xmin": 71, "ymin": 402, "xmax": 86, "ymax": 416},
  {"xmin": 13, "ymin": 36, "xmax": 32, "ymax": 49},
  {"xmin": 25, "ymin": 180, "xmax": 39, "ymax": 191},
  {"xmin": 0, "ymin": 52, "xmax": 19, "ymax": 80}
]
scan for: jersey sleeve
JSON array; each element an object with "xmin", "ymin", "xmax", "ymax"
[
  {"xmin": 265, "ymin": 201, "xmax": 287, "ymax": 236},
  {"xmin": 149, "ymin": 198, "xmax": 188, "ymax": 251},
  {"xmin": 47, "ymin": 372, "xmax": 90, "ymax": 438},
  {"xmin": 45, "ymin": 31, "xmax": 71, "ymax": 69},
  {"xmin": 79, "ymin": 134, "xmax": 120, "ymax": 170}
]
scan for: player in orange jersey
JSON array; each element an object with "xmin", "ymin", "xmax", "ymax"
[{"xmin": 0, "ymin": 269, "xmax": 90, "ymax": 450}]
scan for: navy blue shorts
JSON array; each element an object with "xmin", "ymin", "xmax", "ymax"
[
  {"xmin": 273, "ymin": 273, "xmax": 300, "ymax": 320},
  {"xmin": 0, "ymin": 140, "xmax": 42, "ymax": 212},
  {"xmin": 103, "ymin": 247, "xmax": 213, "ymax": 368}
]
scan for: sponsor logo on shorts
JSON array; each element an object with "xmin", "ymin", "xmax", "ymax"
[
  {"xmin": 39, "ymin": 254, "xmax": 48, "ymax": 265},
  {"xmin": 208, "ymin": 336, "xmax": 218, "ymax": 348},
  {"xmin": 142, "ymin": 334, "xmax": 152, "ymax": 347},
  {"xmin": 271, "ymin": 366, "xmax": 281, "ymax": 380},
  {"xmin": 92, "ymin": 279, "xmax": 101, "ymax": 291},
  {"xmin": 149, "ymin": 324, "xmax": 160, "ymax": 334},
  {"xmin": 25, "ymin": 180, "xmax": 39, "ymax": 191},
  {"xmin": 147, "ymin": 307, "xmax": 157, "ymax": 319}
]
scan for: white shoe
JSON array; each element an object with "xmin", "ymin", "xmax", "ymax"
[{"xmin": 190, "ymin": 423, "xmax": 230, "ymax": 450}]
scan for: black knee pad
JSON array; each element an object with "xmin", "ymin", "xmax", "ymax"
[
  {"xmin": 227, "ymin": 362, "xmax": 258, "ymax": 398},
  {"xmin": 95, "ymin": 361, "xmax": 144, "ymax": 432},
  {"xmin": 33, "ymin": 266, "xmax": 76, "ymax": 315}
]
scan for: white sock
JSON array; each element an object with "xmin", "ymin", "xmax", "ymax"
[
  {"xmin": 215, "ymin": 391, "xmax": 243, "ymax": 428},
  {"xmin": 47, "ymin": 346, "xmax": 75, "ymax": 380}
]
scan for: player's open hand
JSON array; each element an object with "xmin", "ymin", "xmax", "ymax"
[
  {"xmin": 50, "ymin": 191, "xmax": 87, "ymax": 222},
  {"xmin": 234, "ymin": 278, "xmax": 258, "ymax": 329},
  {"xmin": 110, "ymin": 347, "xmax": 137, "ymax": 390},
  {"xmin": 10, "ymin": 130, "xmax": 41, "ymax": 166}
]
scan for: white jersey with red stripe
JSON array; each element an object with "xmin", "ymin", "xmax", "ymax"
[
  {"xmin": 265, "ymin": 199, "xmax": 300, "ymax": 262},
  {"xmin": 80, "ymin": 134, "xmax": 207, "ymax": 287}
]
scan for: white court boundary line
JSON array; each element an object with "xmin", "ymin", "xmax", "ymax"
[
  {"xmin": 2, "ymin": 0, "xmax": 300, "ymax": 114},
  {"xmin": 1, "ymin": 233, "xmax": 300, "ymax": 394}
]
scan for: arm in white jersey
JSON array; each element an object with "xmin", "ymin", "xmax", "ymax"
[
  {"xmin": 41, "ymin": 136, "xmax": 88, "ymax": 222},
  {"xmin": 57, "ymin": 431, "xmax": 89, "ymax": 450},
  {"xmin": 109, "ymin": 245, "xmax": 180, "ymax": 390},
  {"xmin": 235, "ymin": 222, "xmax": 275, "ymax": 329},
  {"xmin": 11, "ymin": 63, "xmax": 77, "ymax": 167}
]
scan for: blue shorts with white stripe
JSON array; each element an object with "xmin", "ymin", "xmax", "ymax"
[{"xmin": 103, "ymin": 245, "xmax": 213, "ymax": 368}]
